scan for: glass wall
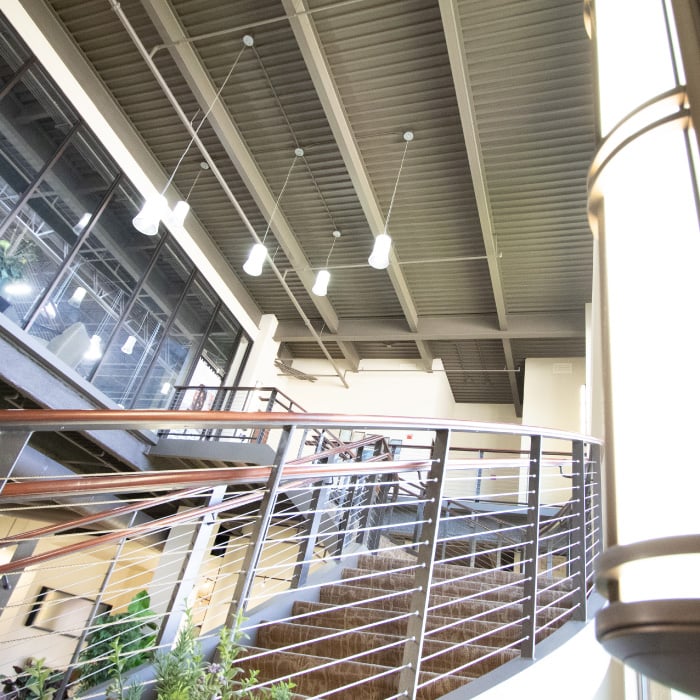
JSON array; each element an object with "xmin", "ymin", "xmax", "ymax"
[{"xmin": 0, "ymin": 14, "xmax": 250, "ymax": 408}]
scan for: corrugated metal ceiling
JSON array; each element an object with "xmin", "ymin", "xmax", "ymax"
[{"xmin": 43, "ymin": 0, "xmax": 595, "ymax": 408}]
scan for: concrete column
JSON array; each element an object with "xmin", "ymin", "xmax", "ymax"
[{"xmin": 237, "ymin": 314, "xmax": 279, "ymax": 388}]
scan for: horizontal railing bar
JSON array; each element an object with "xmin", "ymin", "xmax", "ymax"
[
  {"xmin": 0, "ymin": 488, "xmax": 269, "ymax": 575},
  {"xmin": 243, "ymin": 601, "xmax": 418, "ymax": 636},
  {"xmin": 0, "ymin": 461, "xmax": 429, "ymax": 498},
  {"xmin": 0, "ymin": 486, "xmax": 208, "ymax": 545},
  {"xmin": 0, "ymin": 408, "xmax": 603, "ymax": 444},
  {"xmin": 446, "ymin": 458, "xmax": 574, "ymax": 470},
  {"xmin": 244, "ymin": 653, "xmax": 410, "ymax": 696},
  {"xmin": 417, "ymin": 636, "xmax": 524, "ymax": 688},
  {"xmin": 536, "ymin": 603, "xmax": 579, "ymax": 632},
  {"xmin": 439, "ymin": 505, "xmax": 530, "ymax": 521},
  {"xmin": 292, "ymin": 497, "xmax": 432, "ymax": 517},
  {"xmin": 242, "ymin": 629, "xmax": 408, "ymax": 666},
  {"xmin": 428, "ymin": 586, "xmax": 528, "ymax": 615},
  {"xmin": 426, "ymin": 613, "xmax": 526, "ymax": 641}
]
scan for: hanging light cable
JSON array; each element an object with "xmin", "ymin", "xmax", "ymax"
[
  {"xmin": 312, "ymin": 230, "xmax": 341, "ymax": 296},
  {"xmin": 369, "ymin": 130, "xmax": 413, "ymax": 269},
  {"xmin": 243, "ymin": 147, "xmax": 302, "ymax": 276},
  {"xmin": 171, "ymin": 161, "xmax": 209, "ymax": 233},
  {"xmin": 133, "ymin": 37, "xmax": 251, "ymax": 236}
]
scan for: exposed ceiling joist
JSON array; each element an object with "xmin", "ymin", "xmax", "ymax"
[
  {"xmin": 140, "ymin": 0, "xmax": 349, "ymax": 342},
  {"xmin": 439, "ymin": 0, "xmax": 521, "ymax": 413},
  {"xmin": 275, "ymin": 312, "xmax": 584, "ymax": 344},
  {"xmin": 281, "ymin": 0, "xmax": 422, "ymax": 333}
]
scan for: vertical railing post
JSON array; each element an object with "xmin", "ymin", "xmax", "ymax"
[
  {"xmin": 397, "ymin": 429, "xmax": 451, "ymax": 700},
  {"xmin": 0, "ymin": 430, "xmax": 30, "ymax": 496},
  {"xmin": 570, "ymin": 440, "xmax": 588, "ymax": 621},
  {"xmin": 156, "ymin": 485, "xmax": 227, "ymax": 648},
  {"xmin": 0, "ymin": 538, "xmax": 37, "ymax": 613},
  {"xmin": 0, "ymin": 431, "xmax": 31, "ymax": 620},
  {"xmin": 334, "ymin": 475, "xmax": 359, "ymax": 557},
  {"xmin": 366, "ymin": 473, "xmax": 393, "ymax": 551},
  {"xmin": 292, "ymin": 480, "xmax": 330, "ymax": 588},
  {"xmin": 227, "ymin": 425, "xmax": 295, "ymax": 626},
  {"xmin": 521, "ymin": 434, "xmax": 542, "ymax": 659},
  {"xmin": 356, "ymin": 474, "xmax": 379, "ymax": 547},
  {"xmin": 589, "ymin": 442, "xmax": 604, "ymax": 559}
]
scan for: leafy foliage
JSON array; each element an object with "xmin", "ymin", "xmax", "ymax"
[
  {"xmin": 78, "ymin": 591, "xmax": 156, "ymax": 691},
  {"xmin": 153, "ymin": 611, "xmax": 294, "ymax": 700},
  {"xmin": 0, "ymin": 658, "xmax": 63, "ymax": 700},
  {"xmin": 0, "ymin": 240, "xmax": 35, "ymax": 281}
]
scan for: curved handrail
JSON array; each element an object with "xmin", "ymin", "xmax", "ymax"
[
  {"xmin": 0, "ymin": 409, "xmax": 603, "ymax": 445},
  {"xmin": 596, "ymin": 534, "xmax": 700, "ymax": 594},
  {"xmin": 0, "ymin": 460, "xmax": 431, "ymax": 498}
]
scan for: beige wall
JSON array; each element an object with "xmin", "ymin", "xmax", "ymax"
[{"xmin": 0, "ymin": 516, "xmax": 156, "ymax": 674}]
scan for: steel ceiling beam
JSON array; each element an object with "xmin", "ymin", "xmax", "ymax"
[
  {"xmin": 139, "ymin": 0, "xmax": 349, "ymax": 342},
  {"xmin": 275, "ymin": 312, "xmax": 584, "ymax": 344},
  {"xmin": 439, "ymin": 0, "xmax": 521, "ymax": 413},
  {"xmin": 280, "ymin": 0, "xmax": 433, "ymax": 372}
]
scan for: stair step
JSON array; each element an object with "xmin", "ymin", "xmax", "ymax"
[
  {"xmin": 256, "ymin": 620, "xmax": 517, "ymax": 677},
  {"xmin": 357, "ymin": 553, "xmax": 572, "ymax": 593},
  {"xmin": 341, "ymin": 566, "xmax": 572, "ymax": 608},
  {"xmin": 291, "ymin": 599, "xmax": 555, "ymax": 646},
  {"xmin": 319, "ymin": 582, "xmax": 572, "ymax": 627},
  {"xmin": 239, "ymin": 646, "xmax": 475, "ymax": 700}
]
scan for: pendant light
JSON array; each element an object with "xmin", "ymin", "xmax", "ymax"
[
  {"xmin": 243, "ymin": 147, "xmax": 303, "ymax": 277},
  {"xmin": 368, "ymin": 130, "xmax": 413, "ymax": 270},
  {"xmin": 68, "ymin": 286, "xmax": 86, "ymax": 307},
  {"xmin": 121, "ymin": 335, "xmax": 137, "ymax": 355},
  {"xmin": 84, "ymin": 334, "xmax": 103, "ymax": 361},
  {"xmin": 312, "ymin": 230, "xmax": 341, "ymax": 296},
  {"xmin": 133, "ymin": 38, "xmax": 251, "ymax": 236},
  {"xmin": 242, "ymin": 243, "xmax": 268, "ymax": 277}
]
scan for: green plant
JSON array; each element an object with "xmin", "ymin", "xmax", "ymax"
[
  {"xmin": 78, "ymin": 591, "xmax": 156, "ymax": 691},
  {"xmin": 0, "ymin": 240, "xmax": 35, "ymax": 282},
  {"xmin": 153, "ymin": 610, "xmax": 203, "ymax": 700},
  {"xmin": 105, "ymin": 640, "xmax": 144, "ymax": 700},
  {"xmin": 153, "ymin": 611, "xmax": 294, "ymax": 700},
  {"xmin": 0, "ymin": 658, "xmax": 63, "ymax": 700}
]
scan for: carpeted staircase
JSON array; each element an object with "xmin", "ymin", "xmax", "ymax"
[{"xmin": 239, "ymin": 553, "xmax": 574, "ymax": 699}]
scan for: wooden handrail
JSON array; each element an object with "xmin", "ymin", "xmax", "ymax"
[
  {"xmin": 0, "ymin": 460, "xmax": 432, "ymax": 498},
  {"xmin": 0, "ymin": 409, "xmax": 603, "ymax": 445}
]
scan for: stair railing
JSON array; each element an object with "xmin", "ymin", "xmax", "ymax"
[{"xmin": 0, "ymin": 409, "xmax": 602, "ymax": 700}]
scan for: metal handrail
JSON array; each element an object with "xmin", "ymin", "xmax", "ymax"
[
  {"xmin": 0, "ymin": 409, "xmax": 602, "ymax": 700},
  {"xmin": 0, "ymin": 408, "xmax": 604, "ymax": 444}
]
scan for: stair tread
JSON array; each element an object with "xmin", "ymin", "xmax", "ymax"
[
  {"xmin": 357, "ymin": 553, "xmax": 573, "ymax": 591},
  {"xmin": 341, "ymin": 566, "xmax": 573, "ymax": 607},
  {"xmin": 291, "ymin": 599, "xmax": 555, "ymax": 645},
  {"xmin": 319, "ymin": 581, "xmax": 572, "ymax": 624},
  {"xmin": 257, "ymin": 619, "xmax": 514, "ymax": 662},
  {"xmin": 240, "ymin": 645, "xmax": 475, "ymax": 700}
]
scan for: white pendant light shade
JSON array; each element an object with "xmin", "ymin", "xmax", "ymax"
[
  {"xmin": 3, "ymin": 280, "xmax": 32, "ymax": 297},
  {"xmin": 160, "ymin": 381, "xmax": 172, "ymax": 395},
  {"xmin": 368, "ymin": 232, "xmax": 392, "ymax": 269},
  {"xmin": 121, "ymin": 335, "xmax": 137, "ymax": 355},
  {"xmin": 73, "ymin": 212, "xmax": 91, "ymax": 234},
  {"xmin": 171, "ymin": 200, "xmax": 190, "ymax": 231},
  {"xmin": 43, "ymin": 302, "xmax": 57, "ymax": 320},
  {"xmin": 132, "ymin": 194, "xmax": 168, "ymax": 236},
  {"xmin": 68, "ymin": 286, "xmax": 86, "ymax": 307},
  {"xmin": 312, "ymin": 269, "xmax": 331, "ymax": 296},
  {"xmin": 243, "ymin": 243, "xmax": 267, "ymax": 276},
  {"xmin": 84, "ymin": 334, "xmax": 102, "ymax": 361}
]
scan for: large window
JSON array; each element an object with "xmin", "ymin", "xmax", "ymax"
[{"xmin": 0, "ymin": 14, "xmax": 250, "ymax": 407}]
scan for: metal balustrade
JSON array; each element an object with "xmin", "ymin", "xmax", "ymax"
[{"xmin": 0, "ymin": 409, "xmax": 602, "ymax": 699}]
